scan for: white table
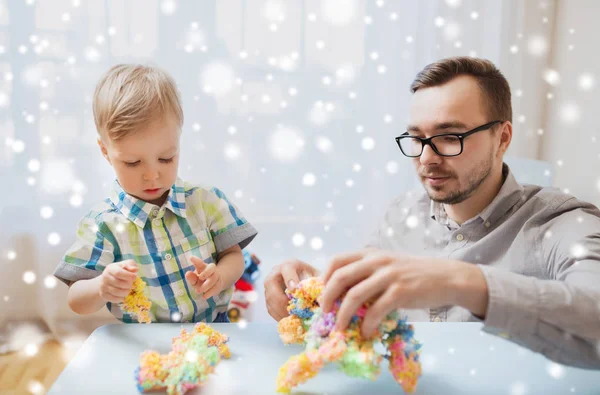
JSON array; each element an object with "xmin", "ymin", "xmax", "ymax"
[{"xmin": 48, "ymin": 322, "xmax": 600, "ymax": 395}]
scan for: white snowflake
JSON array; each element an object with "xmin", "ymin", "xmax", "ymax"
[
  {"xmin": 570, "ymin": 243, "xmax": 586, "ymax": 259},
  {"xmin": 12, "ymin": 140, "xmax": 25, "ymax": 153},
  {"xmin": 40, "ymin": 206, "xmax": 53, "ymax": 219},
  {"xmin": 546, "ymin": 362, "xmax": 566, "ymax": 379},
  {"xmin": 434, "ymin": 17, "xmax": 445, "ymax": 27},
  {"xmin": 27, "ymin": 159, "xmax": 40, "ymax": 173},
  {"xmin": 443, "ymin": 22, "xmax": 461, "ymax": 41},
  {"xmin": 335, "ymin": 64, "xmax": 356, "ymax": 85},
  {"xmin": 302, "ymin": 173, "xmax": 316, "ymax": 186},
  {"xmin": 406, "ymin": 215, "xmax": 419, "ymax": 229},
  {"xmin": 321, "ymin": 0, "xmax": 357, "ymax": 26},
  {"xmin": 445, "ymin": 0, "xmax": 462, "ymax": 7},
  {"xmin": 23, "ymin": 271, "xmax": 36, "ymax": 284},
  {"xmin": 310, "ymin": 237, "xmax": 324, "ymax": 251},
  {"xmin": 7, "ymin": 250, "xmax": 16, "ymax": 260},
  {"xmin": 292, "ymin": 233, "xmax": 306, "ymax": 247},
  {"xmin": 470, "ymin": 11, "xmax": 479, "ymax": 20},
  {"xmin": 578, "ymin": 73, "xmax": 595, "ymax": 91},
  {"xmin": 316, "ymin": 136, "xmax": 333, "ymax": 153},
  {"xmin": 268, "ymin": 126, "xmax": 304, "ymax": 162},
  {"xmin": 200, "ymin": 62, "xmax": 236, "ymax": 97},
  {"xmin": 70, "ymin": 195, "xmax": 83, "ymax": 207},
  {"xmin": 170, "ymin": 311, "xmax": 182, "ymax": 322},
  {"xmin": 528, "ymin": 35, "xmax": 548, "ymax": 56},
  {"xmin": 262, "ymin": 0, "xmax": 285, "ymax": 23},
  {"xmin": 44, "ymin": 276, "xmax": 57, "ymax": 289},
  {"xmin": 224, "ymin": 143, "xmax": 241, "ymax": 160},
  {"xmin": 510, "ymin": 381, "xmax": 528, "ymax": 395},
  {"xmin": 361, "ymin": 137, "xmax": 375, "ymax": 151},
  {"xmin": 48, "ymin": 232, "xmax": 61, "ymax": 246},
  {"xmin": 543, "ymin": 69, "xmax": 560, "ymax": 86},
  {"xmin": 559, "ymin": 102, "xmax": 580, "ymax": 124},
  {"xmin": 84, "ymin": 47, "xmax": 100, "ymax": 62}
]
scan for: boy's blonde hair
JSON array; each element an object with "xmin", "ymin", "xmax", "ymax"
[{"xmin": 93, "ymin": 64, "xmax": 184, "ymax": 140}]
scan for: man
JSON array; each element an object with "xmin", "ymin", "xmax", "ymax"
[{"xmin": 264, "ymin": 57, "xmax": 600, "ymax": 369}]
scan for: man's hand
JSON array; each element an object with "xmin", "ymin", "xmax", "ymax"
[
  {"xmin": 264, "ymin": 259, "xmax": 320, "ymax": 321},
  {"xmin": 321, "ymin": 249, "xmax": 489, "ymax": 337}
]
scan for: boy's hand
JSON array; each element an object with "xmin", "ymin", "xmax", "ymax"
[
  {"xmin": 185, "ymin": 256, "xmax": 224, "ymax": 300},
  {"xmin": 98, "ymin": 260, "xmax": 138, "ymax": 303}
]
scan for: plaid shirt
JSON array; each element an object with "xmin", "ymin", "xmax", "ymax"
[{"xmin": 54, "ymin": 177, "xmax": 258, "ymax": 323}]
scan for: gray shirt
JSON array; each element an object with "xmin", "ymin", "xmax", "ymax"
[{"xmin": 368, "ymin": 164, "xmax": 600, "ymax": 369}]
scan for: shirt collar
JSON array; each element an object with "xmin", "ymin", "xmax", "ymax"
[
  {"xmin": 109, "ymin": 178, "xmax": 187, "ymax": 228},
  {"xmin": 430, "ymin": 163, "xmax": 524, "ymax": 228}
]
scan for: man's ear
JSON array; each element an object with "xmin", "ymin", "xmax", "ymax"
[
  {"xmin": 97, "ymin": 137, "xmax": 112, "ymax": 165},
  {"xmin": 497, "ymin": 121, "xmax": 513, "ymax": 158}
]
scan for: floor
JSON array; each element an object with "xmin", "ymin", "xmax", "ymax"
[{"xmin": 0, "ymin": 340, "xmax": 69, "ymax": 395}]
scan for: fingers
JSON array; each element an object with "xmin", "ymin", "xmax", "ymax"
[
  {"xmin": 198, "ymin": 263, "xmax": 216, "ymax": 281},
  {"xmin": 322, "ymin": 250, "xmax": 366, "ymax": 283},
  {"xmin": 110, "ymin": 264, "xmax": 137, "ymax": 283},
  {"xmin": 189, "ymin": 256, "xmax": 208, "ymax": 272},
  {"xmin": 100, "ymin": 283, "xmax": 130, "ymax": 303},
  {"xmin": 185, "ymin": 270, "xmax": 200, "ymax": 287},
  {"xmin": 198, "ymin": 273, "xmax": 218, "ymax": 295},
  {"xmin": 201, "ymin": 279, "xmax": 221, "ymax": 300},
  {"xmin": 107, "ymin": 271, "xmax": 135, "ymax": 289},
  {"xmin": 264, "ymin": 265, "xmax": 291, "ymax": 321},
  {"xmin": 361, "ymin": 285, "xmax": 401, "ymax": 338},
  {"xmin": 320, "ymin": 258, "xmax": 378, "ymax": 313},
  {"xmin": 280, "ymin": 260, "xmax": 302, "ymax": 290},
  {"xmin": 334, "ymin": 269, "xmax": 390, "ymax": 331},
  {"xmin": 120, "ymin": 260, "xmax": 138, "ymax": 273}
]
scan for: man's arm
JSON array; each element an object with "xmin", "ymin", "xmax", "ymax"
[{"xmin": 455, "ymin": 203, "xmax": 600, "ymax": 369}]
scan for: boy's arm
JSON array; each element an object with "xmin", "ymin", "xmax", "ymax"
[
  {"xmin": 67, "ymin": 260, "xmax": 138, "ymax": 315},
  {"xmin": 215, "ymin": 244, "xmax": 245, "ymax": 290},
  {"xmin": 67, "ymin": 276, "xmax": 105, "ymax": 315}
]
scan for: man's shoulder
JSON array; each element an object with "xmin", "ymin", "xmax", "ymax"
[
  {"xmin": 523, "ymin": 184, "xmax": 599, "ymax": 212},
  {"xmin": 521, "ymin": 185, "xmax": 600, "ymax": 228}
]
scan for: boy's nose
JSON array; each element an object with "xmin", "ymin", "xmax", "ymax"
[{"xmin": 143, "ymin": 168, "xmax": 159, "ymax": 181}]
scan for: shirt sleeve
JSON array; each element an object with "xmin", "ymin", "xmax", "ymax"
[
  {"xmin": 478, "ymin": 200, "xmax": 600, "ymax": 369},
  {"xmin": 53, "ymin": 215, "xmax": 116, "ymax": 286},
  {"xmin": 204, "ymin": 187, "xmax": 258, "ymax": 254}
]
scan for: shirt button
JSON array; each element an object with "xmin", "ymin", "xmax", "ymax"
[
  {"xmin": 151, "ymin": 209, "xmax": 159, "ymax": 217},
  {"xmin": 164, "ymin": 253, "xmax": 172, "ymax": 260},
  {"xmin": 456, "ymin": 234, "xmax": 464, "ymax": 241},
  {"xmin": 434, "ymin": 317, "xmax": 442, "ymax": 322},
  {"xmin": 485, "ymin": 222, "xmax": 491, "ymax": 228},
  {"xmin": 176, "ymin": 289, "xmax": 185, "ymax": 296},
  {"xmin": 153, "ymin": 219, "xmax": 161, "ymax": 227}
]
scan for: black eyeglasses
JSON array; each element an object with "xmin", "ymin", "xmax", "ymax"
[{"xmin": 395, "ymin": 120, "xmax": 503, "ymax": 158}]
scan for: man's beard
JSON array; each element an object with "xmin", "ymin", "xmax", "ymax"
[{"xmin": 422, "ymin": 156, "xmax": 493, "ymax": 205}]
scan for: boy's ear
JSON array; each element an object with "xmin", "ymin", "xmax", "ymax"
[{"xmin": 97, "ymin": 137, "xmax": 112, "ymax": 165}]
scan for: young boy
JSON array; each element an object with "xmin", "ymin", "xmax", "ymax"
[{"xmin": 53, "ymin": 64, "xmax": 257, "ymax": 323}]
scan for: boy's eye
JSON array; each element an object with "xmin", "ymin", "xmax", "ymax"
[
  {"xmin": 159, "ymin": 157, "xmax": 174, "ymax": 164},
  {"xmin": 125, "ymin": 161, "xmax": 140, "ymax": 167}
]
